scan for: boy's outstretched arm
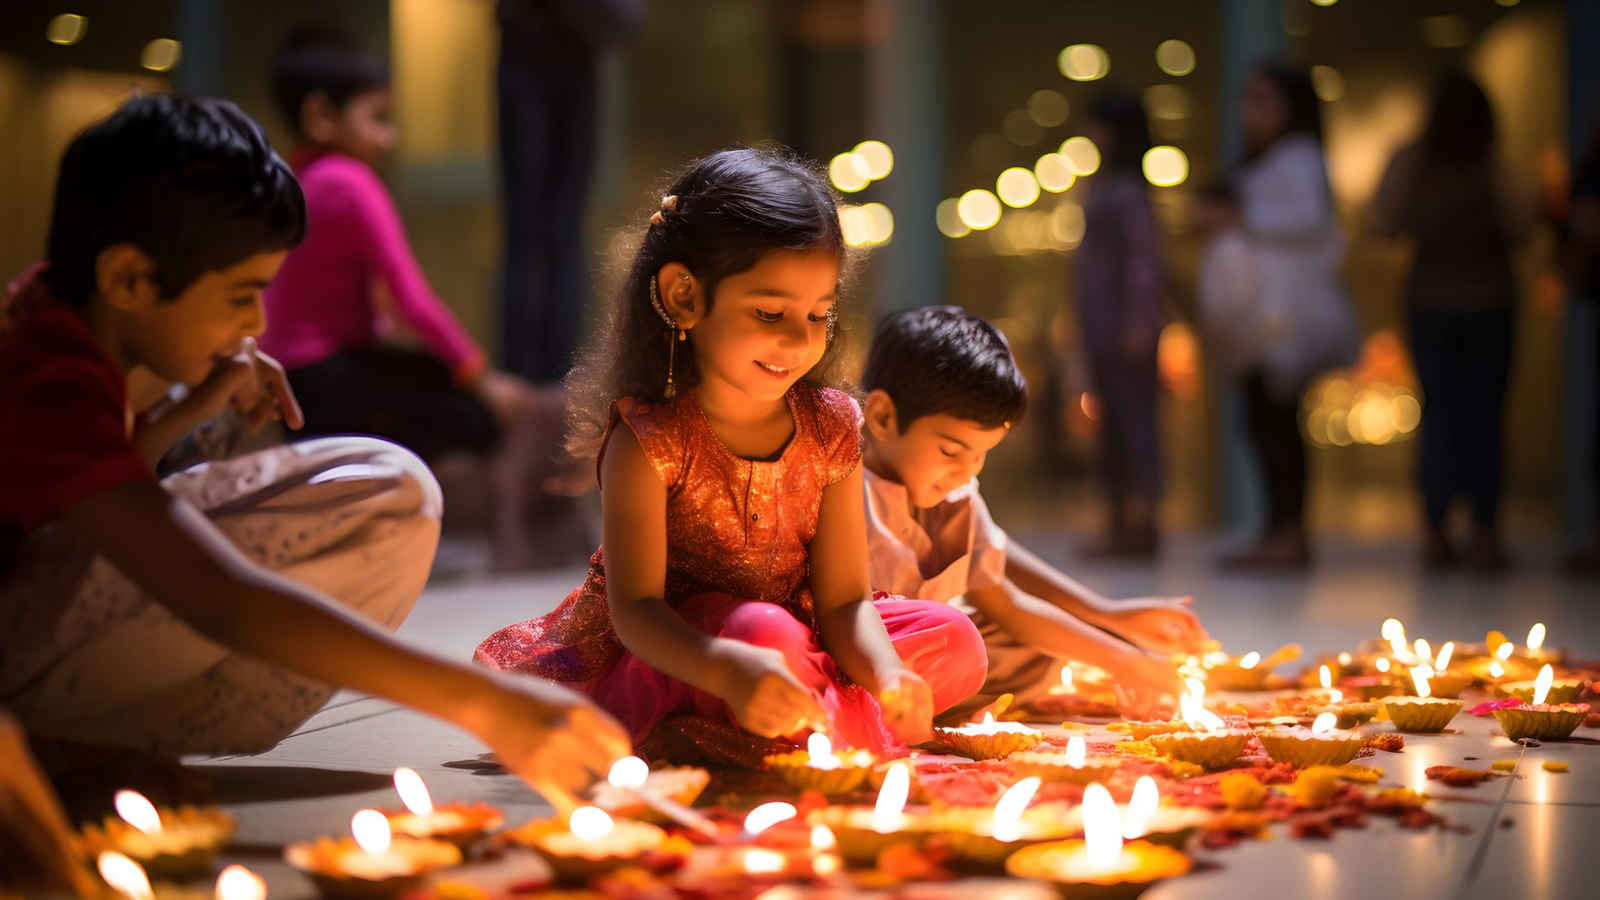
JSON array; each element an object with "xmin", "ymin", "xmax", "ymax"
[
  {"xmin": 62, "ymin": 479, "xmax": 629, "ymax": 811},
  {"xmin": 1003, "ymin": 541, "xmax": 1208, "ymax": 656}
]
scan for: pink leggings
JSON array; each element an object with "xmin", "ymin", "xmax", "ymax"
[{"xmin": 587, "ymin": 593, "xmax": 987, "ymax": 756}]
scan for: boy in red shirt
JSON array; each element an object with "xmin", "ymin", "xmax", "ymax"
[{"xmin": 0, "ymin": 94, "xmax": 625, "ymax": 805}]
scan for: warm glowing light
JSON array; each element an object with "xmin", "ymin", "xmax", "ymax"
[
  {"xmin": 392, "ymin": 767, "xmax": 434, "ymax": 817},
  {"xmin": 1376, "ymin": 657, "xmax": 1391, "ymax": 673},
  {"xmin": 743, "ymin": 848, "xmax": 787, "ymax": 875},
  {"xmin": 1310, "ymin": 65, "xmax": 1344, "ymax": 102},
  {"xmin": 1186, "ymin": 677, "xmax": 1205, "ymax": 702},
  {"xmin": 1238, "ymin": 651, "xmax": 1261, "ymax": 670},
  {"xmin": 1532, "ymin": 664, "xmax": 1554, "ymax": 706},
  {"xmin": 806, "ymin": 733, "xmax": 842, "ymax": 770},
  {"xmin": 1081, "ymin": 783, "xmax": 1123, "ymax": 869},
  {"xmin": 568, "ymin": 806, "xmax": 615, "ymax": 841},
  {"xmin": 1060, "ymin": 136, "xmax": 1101, "ymax": 175},
  {"xmin": 1382, "ymin": 618, "xmax": 1404, "ymax": 641},
  {"xmin": 991, "ymin": 777, "xmax": 1042, "ymax": 843},
  {"xmin": 140, "ymin": 38, "xmax": 182, "ymax": 72},
  {"xmin": 1436, "ymin": 642, "xmax": 1454, "ymax": 671},
  {"xmin": 1496, "ymin": 642, "xmax": 1515, "ymax": 661},
  {"xmin": 1527, "ymin": 623, "xmax": 1546, "ymax": 651},
  {"xmin": 1141, "ymin": 146, "xmax": 1188, "ymax": 187},
  {"xmin": 1035, "ymin": 153, "xmax": 1076, "ymax": 192},
  {"xmin": 936, "ymin": 198, "xmax": 970, "ymax": 238},
  {"xmin": 215, "ymin": 865, "xmax": 267, "ymax": 900},
  {"xmin": 1155, "ymin": 39, "xmax": 1195, "ymax": 76},
  {"xmin": 1311, "ymin": 713, "xmax": 1338, "ymax": 734},
  {"xmin": 1051, "ymin": 202, "xmax": 1086, "ymax": 247},
  {"xmin": 853, "ymin": 141, "xmax": 894, "ymax": 180},
  {"xmin": 744, "ymin": 802, "xmax": 798, "ymax": 835},
  {"xmin": 1123, "ymin": 776, "xmax": 1159, "ymax": 839},
  {"xmin": 1320, "ymin": 665, "xmax": 1333, "ymax": 690},
  {"xmin": 352, "ymin": 809, "xmax": 393, "ymax": 856},
  {"xmin": 1410, "ymin": 666, "xmax": 1433, "ymax": 700},
  {"xmin": 873, "ymin": 762, "xmax": 910, "ymax": 833},
  {"xmin": 860, "ymin": 202, "xmax": 894, "ymax": 245},
  {"xmin": 997, "ymin": 167, "xmax": 1041, "ymax": 208},
  {"xmin": 1489, "ymin": 660, "xmax": 1505, "ymax": 678},
  {"xmin": 46, "ymin": 13, "xmax": 88, "ymax": 46},
  {"xmin": 608, "ymin": 756, "xmax": 650, "ymax": 789},
  {"xmin": 1179, "ymin": 685, "xmax": 1225, "ymax": 733},
  {"xmin": 1311, "ymin": 0, "xmax": 1337, "ymax": 6},
  {"xmin": 98, "ymin": 852, "xmax": 154, "ymax": 900},
  {"xmin": 1414, "ymin": 639, "xmax": 1432, "ymax": 661},
  {"xmin": 1058, "ymin": 44, "xmax": 1110, "ymax": 82},
  {"xmin": 1143, "ymin": 84, "xmax": 1190, "ymax": 121},
  {"xmin": 829, "ymin": 153, "xmax": 870, "ymax": 193},
  {"xmin": 114, "ymin": 790, "xmax": 162, "ymax": 837},
  {"xmin": 810, "ymin": 824, "xmax": 838, "ymax": 850},
  {"xmin": 1027, "ymin": 89, "xmax": 1070, "ymax": 128},
  {"xmin": 1065, "ymin": 736, "xmax": 1087, "ymax": 769},
  {"xmin": 1060, "ymin": 666, "xmax": 1074, "ymax": 688},
  {"xmin": 956, "ymin": 189, "xmax": 1003, "ymax": 231},
  {"xmin": 1338, "ymin": 652, "xmax": 1353, "ymax": 665}
]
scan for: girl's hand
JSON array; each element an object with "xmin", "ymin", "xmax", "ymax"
[
  {"xmin": 875, "ymin": 668, "xmax": 934, "ymax": 744},
  {"xmin": 1104, "ymin": 649, "xmax": 1184, "ymax": 719},
  {"xmin": 473, "ymin": 678, "xmax": 631, "ymax": 814},
  {"xmin": 719, "ymin": 644, "xmax": 829, "ymax": 739},
  {"xmin": 1101, "ymin": 596, "xmax": 1209, "ymax": 656}
]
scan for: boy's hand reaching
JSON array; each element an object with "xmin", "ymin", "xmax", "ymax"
[
  {"xmin": 875, "ymin": 668, "xmax": 934, "ymax": 744},
  {"xmin": 1105, "ymin": 648, "xmax": 1184, "ymax": 719},
  {"xmin": 473, "ymin": 678, "xmax": 631, "ymax": 815},
  {"xmin": 1101, "ymin": 596, "xmax": 1209, "ymax": 656},
  {"xmin": 720, "ymin": 644, "xmax": 829, "ymax": 739}
]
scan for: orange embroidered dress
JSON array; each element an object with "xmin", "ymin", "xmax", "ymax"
[{"xmin": 474, "ymin": 383, "xmax": 985, "ymax": 762}]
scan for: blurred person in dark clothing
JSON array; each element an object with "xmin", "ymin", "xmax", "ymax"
[
  {"xmin": 1372, "ymin": 73, "xmax": 1538, "ymax": 572},
  {"xmin": 1563, "ymin": 113, "xmax": 1600, "ymax": 573},
  {"xmin": 497, "ymin": 0, "xmax": 646, "ymax": 384}
]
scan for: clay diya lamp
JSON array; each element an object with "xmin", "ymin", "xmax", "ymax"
[
  {"xmin": 1278, "ymin": 667, "xmax": 1377, "ymax": 728},
  {"xmin": 1498, "ymin": 653, "xmax": 1587, "ymax": 705},
  {"xmin": 928, "ymin": 777, "xmax": 1077, "ymax": 869},
  {"xmin": 1257, "ymin": 713, "xmax": 1366, "ymax": 767},
  {"xmin": 934, "ymin": 712, "xmax": 1043, "ymax": 760},
  {"xmin": 285, "ymin": 810, "xmax": 461, "ymax": 899},
  {"xmin": 96, "ymin": 853, "xmax": 268, "ymax": 900},
  {"xmin": 78, "ymin": 790, "xmax": 236, "ymax": 879},
  {"xmin": 500, "ymin": 806, "xmax": 666, "ymax": 884},
  {"xmin": 1009, "ymin": 737, "xmax": 1118, "ymax": 785},
  {"xmin": 810, "ymin": 761, "xmax": 934, "ymax": 865},
  {"xmin": 1490, "ymin": 665, "xmax": 1593, "ymax": 742},
  {"xmin": 589, "ymin": 757, "xmax": 710, "ymax": 826},
  {"xmin": 381, "ymin": 768, "xmax": 502, "ymax": 851},
  {"xmin": 1004, "ymin": 784, "xmax": 1191, "ymax": 900},
  {"xmin": 1199, "ymin": 643, "xmax": 1301, "ymax": 692},
  {"xmin": 765, "ymin": 732, "xmax": 876, "ymax": 794},
  {"xmin": 1521, "ymin": 622, "xmax": 1562, "ymax": 668},
  {"xmin": 1381, "ymin": 667, "xmax": 1464, "ymax": 733},
  {"xmin": 1057, "ymin": 777, "xmax": 1209, "ymax": 851}
]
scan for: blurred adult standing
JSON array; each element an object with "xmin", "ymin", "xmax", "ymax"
[
  {"xmin": 497, "ymin": 0, "xmax": 646, "ymax": 383},
  {"xmin": 1222, "ymin": 65, "xmax": 1358, "ymax": 570},
  {"xmin": 1077, "ymin": 95, "xmax": 1165, "ymax": 558},
  {"xmin": 1372, "ymin": 74, "xmax": 1537, "ymax": 571}
]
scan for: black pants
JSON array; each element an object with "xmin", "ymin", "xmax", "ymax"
[
  {"xmin": 1407, "ymin": 308, "xmax": 1514, "ymax": 529},
  {"xmin": 1243, "ymin": 371, "xmax": 1307, "ymax": 534},
  {"xmin": 497, "ymin": 60, "xmax": 597, "ymax": 384},
  {"xmin": 287, "ymin": 348, "xmax": 499, "ymax": 462},
  {"xmin": 1089, "ymin": 349, "xmax": 1162, "ymax": 508}
]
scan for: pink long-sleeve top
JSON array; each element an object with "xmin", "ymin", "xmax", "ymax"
[{"xmin": 261, "ymin": 148, "xmax": 485, "ymax": 381}]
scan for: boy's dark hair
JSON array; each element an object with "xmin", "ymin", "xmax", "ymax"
[
  {"xmin": 270, "ymin": 27, "xmax": 390, "ymax": 135},
  {"xmin": 566, "ymin": 146, "xmax": 851, "ymax": 459},
  {"xmin": 862, "ymin": 305, "xmax": 1027, "ymax": 431},
  {"xmin": 44, "ymin": 93, "xmax": 306, "ymax": 308}
]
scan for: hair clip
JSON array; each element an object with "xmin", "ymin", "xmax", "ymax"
[
  {"xmin": 1003, "ymin": 421, "xmax": 1012, "ymax": 430},
  {"xmin": 649, "ymin": 194, "xmax": 680, "ymax": 227}
]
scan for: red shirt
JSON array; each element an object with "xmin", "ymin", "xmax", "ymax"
[{"xmin": 0, "ymin": 265, "xmax": 154, "ymax": 572}]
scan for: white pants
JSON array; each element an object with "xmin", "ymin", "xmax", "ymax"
[{"xmin": 0, "ymin": 437, "xmax": 441, "ymax": 755}]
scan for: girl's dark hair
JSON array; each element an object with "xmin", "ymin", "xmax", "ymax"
[
  {"xmin": 566, "ymin": 146, "xmax": 849, "ymax": 459},
  {"xmin": 1252, "ymin": 64, "xmax": 1324, "ymax": 149},
  {"xmin": 1089, "ymin": 93, "xmax": 1151, "ymax": 172},
  {"xmin": 270, "ymin": 27, "xmax": 390, "ymax": 135},
  {"xmin": 1420, "ymin": 73, "xmax": 1495, "ymax": 165},
  {"xmin": 44, "ymin": 93, "xmax": 306, "ymax": 308}
]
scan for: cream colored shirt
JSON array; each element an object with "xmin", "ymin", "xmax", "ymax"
[{"xmin": 863, "ymin": 468, "xmax": 1008, "ymax": 605}]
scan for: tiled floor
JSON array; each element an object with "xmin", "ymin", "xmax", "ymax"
[{"xmin": 182, "ymin": 531, "xmax": 1599, "ymax": 899}]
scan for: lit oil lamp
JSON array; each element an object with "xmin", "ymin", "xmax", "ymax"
[
  {"xmin": 590, "ymin": 757, "xmax": 711, "ymax": 827},
  {"xmin": 79, "ymin": 790, "xmax": 236, "ymax": 878},
  {"xmin": 381, "ymin": 768, "xmax": 501, "ymax": 850},
  {"xmin": 811, "ymin": 761, "xmax": 934, "ymax": 865},
  {"xmin": 765, "ymin": 732, "xmax": 876, "ymax": 793},
  {"xmin": 500, "ymin": 805, "xmax": 666, "ymax": 883},
  {"xmin": 1257, "ymin": 712, "xmax": 1366, "ymax": 768},
  {"xmin": 1522, "ymin": 623, "xmax": 1561, "ymax": 667},
  {"xmin": 285, "ymin": 809, "xmax": 461, "ymax": 898},
  {"xmin": 1381, "ymin": 667, "xmax": 1464, "ymax": 733},
  {"xmin": 1144, "ymin": 682, "xmax": 1248, "ymax": 769},
  {"xmin": 1010, "ymin": 736, "xmax": 1118, "ymax": 785},
  {"xmin": 97, "ymin": 852, "xmax": 268, "ymax": 900},
  {"xmin": 933, "ymin": 776, "xmax": 1074, "ymax": 868},
  {"xmin": 1057, "ymin": 777, "xmax": 1210, "ymax": 850},
  {"xmin": 1490, "ymin": 664, "xmax": 1592, "ymax": 742},
  {"xmin": 1005, "ymin": 783, "xmax": 1192, "ymax": 900},
  {"xmin": 934, "ymin": 711, "xmax": 1044, "ymax": 759}
]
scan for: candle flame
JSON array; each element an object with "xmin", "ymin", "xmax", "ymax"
[
  {"xmin": 991, "ymin": 777, "xmax": 1042, "ymax": 842},
  {"xmin": 1414, "ymin": 639, "xmax": 1431, "ymax": 661},
  {"xmin": 1122, "ymin": 775, "xmax": 1159, "ymax": 839},
  {"xmin": 1329, "ymin": 688, "xmax": 1343, "ymax": 703},
  {"xmin": 113, "ymin": 790, "xmax": 162, "ymax": 837},
  {"xmin": 743, "ymin": 848, "xmax": 787, "ymax": 875},
  {"xmin": 1375, "ymin": 658, "xmax": 1391, "ymax": 673},
  {"xmin": 1059, "ymin": 665, "xmax": 1074, "ymax": 688},
  {"xmin": 97, "ymin": 851, "xmax": 154, "ymax": 900},
  {"xmin": 1185, "ymin": 677, "xmax": 1205, "ymax": 702},
  {"xmin": 1410, "ymin": 666, "xmax": 1433, "ymax": 699},
  {"xmin": 810, "ymin": 824, "xmax": 838, "ymax": 850},
  {"xmin": 1338, "ymin": 652, "xmax": 1353, "ymax": 665},
  {"xmin": 568, "ymin": 806, "xmax": 615, "ymax": 841},
  {"xmin": 1532, "ymin": 664, "xmax": 1554, "ymax": 706},
  {"xmin": 1311, "ymin": 712, "xmax": 1338, "ymax": 734},
  {"xmin": 351, "ymin": 809, "xmax": 392, "ymax": 856},
  {"xmin": 1081, "ymin": 783, "xmax": 1123, "ymax": 870},
  {"xmin": 806, "ymin": 732, "xmax": 842, "ymax": 770},
  {"xmin": 743, "ymin": 801, "xmax": 797, "ymax": 835},
  {"xmin": 813, "ymin": 852, "xmax": 840, "ymax": 876},
  {"xmin": 607, "ymin": 755, "xmax": 650, "ymax": 789},
  {"xmin": 1489, "ymin": 660, "xmax": 1505, "ymax": 678},
  {"xmin": 1381, "ymin": 618, "xmax": 1405, "ymax": 642},
  {"xmin": 392, "ymin": 767, "xmax": 434, "ymax": 817},
  {"xmin": 1238, "ymin": 651, "xmax": 1261, "ymax": 670},
  {"xmin": 872, "ymin": 762, "xmax": 910, "ymax": 833},
  {"xmin": 215, "ymin": 865, "xmax": 267, "ymax": 900},
  {"xmin": 1527, "ymin": 623, "xmax": 1546, "ymax": 652},
  {"xmin": 1319, "ymin": 665, "xmax": 1332, "ymax": 689},
  {"xmin": 1435, "ymin": 641, "xmax": 1454, "ymax": 671},
  {"xmin": 1495, "ymin": 641, "xmax": 1514, "ymax": 661},
  {"xmin": 1065, "ymin": 736, "xmax": 1087, "ymax": 769},
  {"xmin": 1179, "ymin": 687, "xmax": 1225, "ymax": 734}
]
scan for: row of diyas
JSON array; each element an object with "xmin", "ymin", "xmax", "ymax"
[{"xmin": 96, "ymin": 851, "xmax": 267, "ymax": 900}]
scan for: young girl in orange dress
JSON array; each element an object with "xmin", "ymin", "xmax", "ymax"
[{"xmin": 476, "ymin": 149, "xmax": 987, "ymax": 765}]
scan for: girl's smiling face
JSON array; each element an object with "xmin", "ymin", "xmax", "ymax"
[{"xmin": 665, "ymin": 249, "xmax": 839, "ymax": 406}]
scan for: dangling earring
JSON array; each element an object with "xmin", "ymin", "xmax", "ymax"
[
  {"xmin": 649, "ymin": 274, "xmax": 687, "ymax": 398},
  {"xmin": 825, "ymin": 306, "xmax": 838, "ymax": 345}
]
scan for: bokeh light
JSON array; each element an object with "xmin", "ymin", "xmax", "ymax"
[
  {"xmin": 141, "ymin": 38, "xmax": 182, "ymax": 72},
  {"xmin": 1300, "ymin": 332, "xmax": 1423, "ymax": 448},
  {"xmin": 1027, "ymin": 90, "xmax": 1070, "ymax": 128},
  {"xmin": 1155, "ymin": 40, "xmax": 1195, "ymax": 76},
  {"xmin": 840, "ymin": 203, "xmax": 894, "ymax": 248},
  {"xmin": 1060, "ymin": 136, "xmax": 1101, "ymax": 176},
  {"xmin": 1034, "ymin": 153, "xmax": 1076, "ymax": 193},
  {"xmin": 1310, "ymin": 65, "xmax": 1344, "ymax": 102},
  {"xmin": 1058, "ymin": 44, "xmax": 1110, "ymax": 82},
  {"xmin": 1311, "ymin": 0, "xmax": 1338, "ymax": 6},
  {"xmin": 829, "ymin": 152, "xmax": 870, "ymax": 193},
  {"xmin": 956, "ymin": 189, "xmax": 1003, "ymax": 231},
  {"xmin": 1143, "ymin": 84, "xmax": 1190, "ymax": 121},
  {"xmin": 936, "ymin": 198, "xmax": 971, "ymax": 238},
  {"xmin": 996, "ymin": 167, "xmax": 1041, "ymax": 208},
  {"xmin": 1051, "ymin": 202, "xmax": 1086, "ymax": 248},
  {"xmin": 852, "ymin": 141, "xmax": 894, "ymax": 180},
  {"xmin": 46, "ymin": 14, "xmax": 88, "ymax": 46},
  {"xmin": 1141, "ymin": 146, "xmax": 1189, "ymax": 187},
  {"xmin": 1003, "ymin": 109, "xmax": 1043, "ymax": 146}
]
